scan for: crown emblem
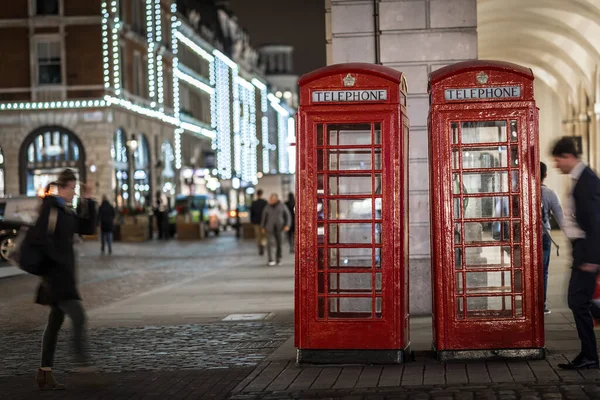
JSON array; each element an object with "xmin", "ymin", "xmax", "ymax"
[
  {"xmin": 476, "ymin": 72, "xmax": 489, "ymax": 84},
  {"xmin": 343, "ymin": 73, "xmax": 356, "ymax": 87}
]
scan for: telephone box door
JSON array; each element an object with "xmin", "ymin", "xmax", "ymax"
[
  {"xmin": 432, "ymin": 107, "xmax": 542, "ymax": 350},
  {"xmin": 301, "ymin": 112, "xmax": 403, "ymax": 349}
]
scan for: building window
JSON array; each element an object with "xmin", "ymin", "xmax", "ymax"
[
  {"xmin": 120, "ymin": 44, "xmax": 127, "ymax": 93},
  {"xmin": 36, "ymin": 0, "xmax": 59, "ymax": 15},
  {"xmin": 133, "ymin": 52, "xmax": 143, "ymax": 97},
  {"xmin": 37, "ymin": 41, "xmax": 62, "ymax": 85},
  {"xmin": 131, "ymin": 0, "xmax": 146, "ymax": 35}
]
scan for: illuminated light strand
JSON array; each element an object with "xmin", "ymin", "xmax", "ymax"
[
  {"xmin": 215, "ymin": 58, "xmax": 232, "ymax": 179},
  {"xmin": 0, "ymin": 100, "xmax": 107, "ymax": 111},
  {"xmin": 278, "ymin": 113, "xmax": 289, "ymax": 173},
  {"xmin": 146, "ymin": 0, "xmax": 155, "ymax": 104},
  {"xmin": 180, "ymin": 122, "xmax": 216, "ymax": 139},
  {"xmin": 287, "ymin": 117, "xmax": 296, "ymax": 174},
  {"xmin": 171, "ymin": 4, "xmax": 182, "ymax": 168},
  {"xmin": 111, "ymin": 0, "xmax": 121, "ymax": 95},
  {"xmin": 251, "ymin": 78, "xmax": 267, "ymax": 91},
  {"xmin": 213, "ymin": 50, "xmax": 237, "ymax": 70},
  {"xmin": 175, "ymin": 69, "xmax": 214, "ymax": 95},
  {"xmin": 104, "ymin": 95, "xmax": 178, "ymax": 125},
  {"xmin": 175, "ymin": 31, "xmax": 214, "ymax": 62},
  {"xmin": 270, "ymin": 99, "xmax": 290, "ymax": 117},
  {"xmin": 233, "ymin": 73, "xmax": 241, "ymax": 175},
  {"xmin": 258, "ymin": 86, "xmax": 269, "ymax": 173},
  {"xmin": 101, "ymin": 1, "xmax": 110, "ymax": 89},
  {"xmin": 155, "ymin": 0, "xmax": 164, "ymax": 109},
  {"xmin": 209, "ymin": 57, "xmax": 217, "ymax": 149}
]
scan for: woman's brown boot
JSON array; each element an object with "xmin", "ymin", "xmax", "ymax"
[{"xmin": 36, "ymin": 368, "xmax": 66, "ymax": 390}]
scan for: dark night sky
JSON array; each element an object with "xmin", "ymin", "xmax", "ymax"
[{"xmin": 228, "ymin": 0, "xmax": 326, "ymax": 76}]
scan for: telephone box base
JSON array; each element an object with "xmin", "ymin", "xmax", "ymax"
[
  {"xmin": 436, "ymin": 348, "xmax": 545, "ymax": 362},
  {"xmin": 297, "ymin": 347, "xmax": 413, "ymax": 365}
]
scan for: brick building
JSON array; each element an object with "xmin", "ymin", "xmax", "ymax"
[{"xmin": 0, "ymin": 0, "xmax": 295, "ymax": 208}]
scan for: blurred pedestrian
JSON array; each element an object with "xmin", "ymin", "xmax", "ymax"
[
  {"xmin": 98, "ymin": 195, "xmax": 115, "ymax": 255},
  {"xmin": 552, "ymin": 138, "xmax": 600, "ymax": 370},
  {"xmin": 285, "ymin": 192, "xmax": 295, "ymax": 254},
  {"xmin": 540, "ymin": 162, "xmax": 563, "ymax": 314},
  {"xmin": 261, "ymin": 193, "xmax": 291, "ymax": 266},
  {"xmin": 250, "ymin": 189, "xmax": 268, "ymax": 255},
  {"xmin": 154, "ymin": 191, "xmax": 168, "ymax": 240},
  {"xmin": 32, "ymin": 169, "xmax": 97, "ymax": 389}
]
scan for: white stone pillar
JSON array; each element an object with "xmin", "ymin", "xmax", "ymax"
[{"xmin": 329, "ymin": 0, "xmax": 478, "ymax": 315}]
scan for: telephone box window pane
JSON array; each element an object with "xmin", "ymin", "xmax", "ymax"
[
  {"xmin": 329, "ymin": 149, "xmax": 375, "ymax": 171},
  {"xmin": 452, "ymin": 122, "xmax": 459, "ymax": 144},
  {"xmin": 317, "ymin": 198, "xmax": 324, "ymax": 220},
  {"xmin": 515, "ymin": 295, "xmax": 523, "ymax": 317},
  {"xmin": 317, "ymin": 149, "xmax": 324, "ymax": 171},
  {"xmin": 511, "ymin": 171, "xmax": 519, "ymax": 192},
  {"xmin": 454, "ymin": 223, "xmax": 462, "ymax": 244},
  {"xmin": 462, "ymin": 172, "xmax": 509, "ymax": 194},
  {"xmin": 328, "ymin": 175, "xmax": 375, "ymax": 195},
  {"xmin": 318, "ymin": 297, "xmax": 325, "ymax": 319},
  {"xmin": 318, "ymin": 273, "xmax": 325, "ymax": 294},
  {"xmin": 456, "ymin": 297, "xmax": 464, "ymax": 319},
  {"xmin": 375, "ymin": 198, "xmax": 382, "ymax": 219},
  {"xmin": 317, "ymin": 124, "xmax": 324, "ymax": 146},
  {"xmin": 512, "ymin": 196, "xmax": 520, "ymax": 217},
  {"xmin": 453, "ymin": 198, "xmax": 461, "ymax": 219},
  {"xmin": 317, "ymin": 224, "xmax": 325, "ymax": 245},
  {"xmin": 328, "ymin": 124, "xmax": 372, "ymax": 146},
  {"xmin": 317, "ymin": 174, "xmax": 324, "ymax": 195},
  {"xmin": 456, "ymin": 273, "xmax": 463, "ymax": 294},
  {"xmin": 376, "ymin": 273, "xmax": 382, "ymax": 292},
  {"xmin": 510, "ymin": 120, "xmax": 518, "ymax": 142},
  {"xmin": 453, "ymin": 149, "xmax": 460, "ymax": 169},
  {"xmin": 328, "ymin": 297, "xmax": 372, "ymax": 318},
  {"xmin": 513, "ymin": 246, "xmax": 521, "ymax": 268},
  {"xmin": 465, "ymin": 246, "xmax": 512, "ymax": 268},
  {"xmin": 374, "ymin": 223, "xmax": 382, "ymax": 244},
  {"xmin": 464, "ymin": 196, "xmax": 509, "ymax": 219},
  {"xmin": 461, "ymin": 147, "xmax": 508, "ymax": 169},
  {"xmin": 329, "ymin": 273, "xmax": 372, "ymax": 294},
  {"xmin": 374, "ymin": 150, "xmax": 382, "ymax": 170},
  {"xmin": 329, "ymin": 248, "xmax": 373, "ymax": 268},
  {"xmin": 510, "ymin": 146, "xmax": 519, "ymax": 167},
  {"xmin": 374, "ymin": 123, "xmax": 382, "ymax": 144},
  {"xmin": 376, "ymin": 298, "xmax": 382, "ymax": 318},
  {"xmin": 318, "ymin": 248, "xmax": 325, "ymax": 270},
  {"xmin": 329, "ymin": 199, "xmax": 374, "ymax": 220},
  {"xmin": 513, "ymin": 222, "xmax": 521, "ymax": 242},
  {"xmin": 375, "ymin": 248, "xmax": 381, "ymax": 268},
  {"xmin": 466, "ymin": 271, "xmax": 512, "ymax": 294},
  {"xmin": 455, "ymin": 248, "xmax": 463, "ymax": 269},
  {"xmin": 467, "ymin": 296, "xmax": 512, "ymax": 318},
  {"xmin": 453, "ymin": 174, "xmax": 461, "ymax": 194},
  {"xmin": 515, "ymin": 270, "xmax": 522, "ymax": 293},
  {"xmin": 329, "ymin": 223, "xmax": 373, "ymax": 244},
  {"xmin": 464, "ymin": 221, "xmax": 508, "ymax": 243},
  {"xmin": 461, "ymin": 121, "xmax": 507, "ymax": 144}
]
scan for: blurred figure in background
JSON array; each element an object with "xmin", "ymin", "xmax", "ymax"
[
  {"xmin": 250, "ymin": 189, "xmax": 268, "ymax": 255},
  {"xmin": 98, "ymin": 195, "xmax": 115, "ymax": 255},
  {"xmin": 540, "ymin": 162, "xmax": 563, "ymax": 314},
  {"xmin": 285, "ymin": 193, "xmax": 295, "ymax": 254},
  {"xmin": 261, "ymin": 193, "xmax": 291, "ymax": 266}
]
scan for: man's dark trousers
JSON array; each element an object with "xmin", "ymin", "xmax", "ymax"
[{"xmin": 568, "ymin": 239, "xmax": 599, "ymax": 361}]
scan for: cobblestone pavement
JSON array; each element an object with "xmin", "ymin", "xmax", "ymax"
[{"xmin": 0, "ymin": 234, "xmax": 254, "ymax": 330}]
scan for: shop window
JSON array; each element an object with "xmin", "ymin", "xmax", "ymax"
[
  {"xmin": 37, "ymin": 40, "xmax": 62, "ymax": 85},
  {"xmin": 133, "ymin": 134, "xmax": 151, "ymax": 207},
  {"xmin": 36, "ymin": 0, "xmax": 59, "ymax": 15}
]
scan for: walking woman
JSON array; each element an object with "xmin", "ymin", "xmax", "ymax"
[{"xmin": 33, "ymin": 169, "xmax": 97, "ymax": 390}]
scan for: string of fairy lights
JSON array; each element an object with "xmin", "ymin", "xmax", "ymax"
[{"xmin": 0, "ymin": 0, "xmax": 295, "ymax": 185}]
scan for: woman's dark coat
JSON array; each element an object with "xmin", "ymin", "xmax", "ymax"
[{"xmin": 30, "ymin": 195, "xmax": 97, "ymax": 305}]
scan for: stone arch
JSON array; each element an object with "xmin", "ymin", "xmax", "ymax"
[{"xmin": 19, "ymin": 125, "xmax": 86, "ymax": 195}]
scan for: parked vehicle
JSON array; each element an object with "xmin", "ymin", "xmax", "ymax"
[
  {"xmin": 0, "ymin": 196, "xmax": 42, "ymax": 261},
  {"xmin": 168, "ymin": 194, "xmax": 225, "ymax": 237}
]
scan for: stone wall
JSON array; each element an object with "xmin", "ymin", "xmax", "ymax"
[{"xmin": 328, "ymin": 0, "xmax": 478, "ymax": 314}]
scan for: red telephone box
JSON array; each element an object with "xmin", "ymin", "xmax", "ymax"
[
  {"xmin": 428, "ymin": 60, "xmax": 544, "ymax": 361},
  {"xmin": 295, "ymin": 63, "xmax": 410, "ymax": 364}
]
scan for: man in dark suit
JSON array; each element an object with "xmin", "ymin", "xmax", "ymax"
[{"xmin": 552, "ymin": 137, "xmax": 600, "ymax": 370}]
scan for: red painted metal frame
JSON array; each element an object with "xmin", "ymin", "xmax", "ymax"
[
  {"xmin": 428, "ymin": 60, "xmax": 543, "ymax": 351},
  {"xmin": 296, "ymin": 64, "xmax": 410, "ymax": 350}
]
